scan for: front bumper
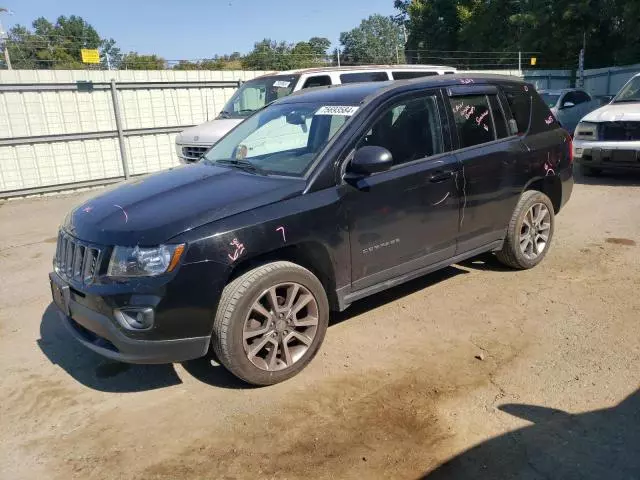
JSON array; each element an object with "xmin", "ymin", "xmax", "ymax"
[
  {"xmin": 574, "ymin": 140, "xmax": 640, "ymax": 169},
  {"xmin": 49, "ymin": 268, "xmax": 218, "ymax": 364}
]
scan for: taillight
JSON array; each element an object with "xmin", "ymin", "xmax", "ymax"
[{"xmin": 568, "ymin": 134, "xmax": 574, "ymax": 164}]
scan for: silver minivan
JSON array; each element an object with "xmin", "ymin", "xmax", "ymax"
[{"xmin": 175, "ymin": 65, "xmax": 457, "ymax": 163}]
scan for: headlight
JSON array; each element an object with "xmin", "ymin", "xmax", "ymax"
[
  {"xmin": 107, "ymin": 244, "xmax": 185, "ymax": 277},
  {"xmin": 574, "ymin": 122, "xmax": 598, "ymax": 140}
]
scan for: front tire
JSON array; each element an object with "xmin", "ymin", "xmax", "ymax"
[
  {"xmin": 211, "ymin": 261, "xmax": 329, "ymax": 386},
  {"xmin": 496, "ymin": 190, "xmax": 555, "ymax": 270}
]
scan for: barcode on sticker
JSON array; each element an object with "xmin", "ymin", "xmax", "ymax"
[
  {"xmin": 273, "ymin": 80, "xmax": 290, "ymax": 88},
  {"xmin": 315, "ymin": 105, "xmax": 359, "ymax": 116}
]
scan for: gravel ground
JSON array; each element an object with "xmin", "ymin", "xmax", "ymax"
[{"xmin": 1, "ymin": 171, "xmax": 639, "ymax": 480}]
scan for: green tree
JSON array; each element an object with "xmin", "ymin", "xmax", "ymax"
[
  {"xmin": 120, "ymin": 52, "xmax": 166, "ymax": 70},
  {"xmin": 395, "ymin": 0, "xmax": 640, "ymax": 69},
  {"xmin": 241, "ymin": 37, "xmax": 330, "ymax": 70},
  {"xmin": 339, "ymin": 14, "xmax": 405, "ymax": 64},
  {"xmin": 6, "ymin": 15, "xmax": 117, "ymax": 69}
]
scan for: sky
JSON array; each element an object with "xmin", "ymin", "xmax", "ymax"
[{"xmin": 2, "ymin": 0, "xmax": 399, "ymax": 59}]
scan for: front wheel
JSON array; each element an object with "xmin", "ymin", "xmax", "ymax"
[
  {"xmin": 211, "ymin": 261, "xmax": 329, "ymax": 386},
  {"xmin": 496, "ymin": 190, "xmax": 555, "ymax": 270}
]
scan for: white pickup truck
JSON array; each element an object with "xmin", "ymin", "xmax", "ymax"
[
  {"xmin": 573, "ymin": 73, "xmax": 640, "ymax": 175},
  {"xmin": 175, "ymin": 65, "xmax": 457, "ymax": 163}
]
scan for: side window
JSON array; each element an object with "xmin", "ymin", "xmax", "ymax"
[
  {"xmin": 562, "ymin": 92, "xmax": 577, "ymax": 106},
  {"xmin": 489, "ymin": 96, "xmax": 508, "ymax": 138},
  {"xmin": 340, "ymin": 71, "xmax": 389, "ymax": 83},
  {"xmin": 574, "ymin": 91, "xmax": 591, "ymax": 104},
  {"xmin": 501, "ymin": 86, "xmax": 531, "ymax": 134},
  {"xmin": 302, "ymin": 75, "xmax": 332, "ymax": 89},
  {"xmin": 449, "ymin": 95, "xmax": 496, "ymax": 148},
  {"xmin": 392, "ymin": 71, "xmax": 438, "ymax": 80},
  {"xmin": 358, "ymin": 94, "xmax": 444, "ymax": 167},
  {"xmin": 328, "ymin": 115, "xmax": 347, "ymax": 138}
]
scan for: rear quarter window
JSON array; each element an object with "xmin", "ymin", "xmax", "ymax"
[
  {"xmin": 392, "ymin": 71, "xmax": 438, "ymax": 80},
  {"xmin": 500, "ymin": 84, "xmax": 531, "ymax": 134},
  {"xmin": 340, "ymin": 71, "xmax": 389, "ymax": 83},
  {"xmin": 530, "ymin": 90, "xmax": 559, "ymax": 133}
]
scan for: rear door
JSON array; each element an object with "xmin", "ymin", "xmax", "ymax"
[
  {"xmin": 341, "ymin": 89, "xmax": 461, "ymax": 291},
  {"xmin": 446, "ymin": 84, "xmax": 527, "ymax": 254}
]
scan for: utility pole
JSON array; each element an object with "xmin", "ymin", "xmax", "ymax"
[
  {"xmin": 336, "ymin": 49, "xmax": 341, "ymax": 67},
  {"xmin": 518, "ymin": 51, "xmax": 522, "ymax": 73},
  {"xmin": 0, "ymin": 7, "xmax": 12, "ymax": 70},
  {"xmin": 577, "ymin": 31, "xmax": 586, "ymax": 88}
]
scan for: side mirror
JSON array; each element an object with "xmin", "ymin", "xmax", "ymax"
[
  {"xmin": 561, "ymin": 101, "xmax": 575, "ymax": 109},
  {"xmin": 347, "ymin": 146, "xmax": 393, "ymax": 176},
  {"xmin": 286, "ymin": 112, "xmax": 306, "ymax": 125}
]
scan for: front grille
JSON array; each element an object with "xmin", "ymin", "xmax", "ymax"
[
  {"xmin": 181, "ymin": 146, "xmax": 208, "ymax": 161},
  {"xmin": 55, "ymin": 231, "xmax": 103, "ymax": 284},
  {"xmin": 600, "ymin": 122, "xmax": 640, "ymax": 141}
]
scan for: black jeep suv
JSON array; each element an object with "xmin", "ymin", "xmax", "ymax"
[{"xmin": 50, "ymin": 75, "xmax": 573, "ymax": 385}]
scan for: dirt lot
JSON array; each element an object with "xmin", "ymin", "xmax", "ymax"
[{"xmin": 1, "ymin": 172, "xmax": 639, "ymax": 480}]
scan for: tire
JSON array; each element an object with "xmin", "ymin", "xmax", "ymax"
[
  {"xmin": 579, "ymin": 164, "xmax": 602, "ymax": 176},
  {"xmin": 496, "ymin": 190, "xmax": 555, "ymax": 270},
  {"xmin": 211, "ymin": 261, "xmax": 329, "ymax": 386}
]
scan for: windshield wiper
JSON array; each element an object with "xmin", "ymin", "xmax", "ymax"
[
  {"xmin": 215, "ymin": 159, "xmax": 269, "ymax": 176},
  {"xmin": 613, "ymin": 98, "xmax": 640, "ymax": 103}
]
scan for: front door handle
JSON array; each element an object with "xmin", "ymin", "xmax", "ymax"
[{"xmin": 429, "ymin": 170, "xmax": 454, "ymax": 183}]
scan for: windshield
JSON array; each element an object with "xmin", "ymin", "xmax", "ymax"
[
  {"xmin": 540, "ymin": 93, "xmax": 560, "ymax": 108},
  {"xmin": 219, "ymin": 75, "xmax": 300, "ymax": 119},
  {"xmin": 203, "ymin": 102, "xmax": 358, "ymax": 176},
  {"xmin": 613, "ymin": 76, "xmax": 640, "ymax": 103}
]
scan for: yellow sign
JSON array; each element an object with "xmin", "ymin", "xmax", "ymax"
[
  {"xmin": 530, "ymin": 56, "xmax": 537, "ymax": 66},
  {"xmin": 81, "ymin": 49, "xmax": 100, "ymax": 64}
]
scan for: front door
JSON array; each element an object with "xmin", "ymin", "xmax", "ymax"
[{"xmin": 341, "ymin": 91, "xmax": 461, "ymax": 292}]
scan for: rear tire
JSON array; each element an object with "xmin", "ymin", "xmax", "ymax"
[
  {"xmin": 496, "ymin": 190, "xmax": 555, "ymax": 270},
  {"xmin": 211, "ymin": 261, "xmax": 329, "ymax": 386}
]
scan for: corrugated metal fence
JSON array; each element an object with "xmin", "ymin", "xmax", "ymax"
[
  {"xmin": 523, "ymin": 63, "xmax": 640, "ymax": 97},
  {"xmin": 0, "ymin": 70, "xmax": 266, "ymax": 198}
]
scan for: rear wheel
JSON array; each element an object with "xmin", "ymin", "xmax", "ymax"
[
  {"xmin": 211, "ymin": 261, "xmax": 329, "ymax": 386},
  {"xmin": 496, "ymin": 190, "xmax": 555, "ymax": 270}
]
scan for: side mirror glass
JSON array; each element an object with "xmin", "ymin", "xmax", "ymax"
[{"xmin": 347, "ymin": 146, "xmax": 393, "ymax": 176}]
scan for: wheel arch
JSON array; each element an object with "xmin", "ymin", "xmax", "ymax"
[
  {"xmin": 523, "ymin": 175, "xmax": 562, "ymax": 213},
  {"xmin": 226, "ymin": 241, "xmax": 339, "ymax": 311}
]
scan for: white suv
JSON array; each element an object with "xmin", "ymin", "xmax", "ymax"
[
  {"xmin": 175, "ymin": 65, "xmax": 456, "ymax": 163},
  {"xmin": 573, "ymin": 72, "xmax": 640, "ymax": 175}
]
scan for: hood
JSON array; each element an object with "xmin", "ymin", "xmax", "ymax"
[
  {"xmin": 176, "ymin": 119, "xmax": 243, "ymax": 145},
  {"xmin": 581, "ymin": 103, "xmax": 640, "ymax": 123},
  {"xmin": 65, "ymin": 163, "xmax": 305, "ymax": 246}
]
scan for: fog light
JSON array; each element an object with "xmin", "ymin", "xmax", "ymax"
[{"xmin": 114, "ymin": 307, "xmax": 154, "ymax": 330}]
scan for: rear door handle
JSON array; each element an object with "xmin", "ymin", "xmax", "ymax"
[{"xmin": 429, "ymin": 170, "xmax": 454, "ymax": 183}]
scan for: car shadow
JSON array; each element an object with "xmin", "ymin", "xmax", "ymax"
[
  {"xmin": 38, "ymin": 303, "xmax": 183, "ymax": 393},
  {"xmin": 574, "ymin": 167, "xmax": 640, "ymax": 186},
  {"xmin": 330, "ymin": 265, "xmax": 469, "ymax": 327},
  {"xmin": 457, "ymin": 253, "xmax": 515, "ymax": 273},
  {"xmin": 38, "ymin": 265, "xmax": 479, "ymax": 392},
  {"xmin": 420, "ymin": 389, "xmax": 640, "ymax": 479}
]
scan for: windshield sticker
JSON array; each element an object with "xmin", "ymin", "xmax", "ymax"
[
  {"xmin": 273, "ymin": 80, "xmax": 291, "ymax": 88},
  {"xmin": 315, "ymin": 105, "xmax": 359, "ymax": 116}
]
